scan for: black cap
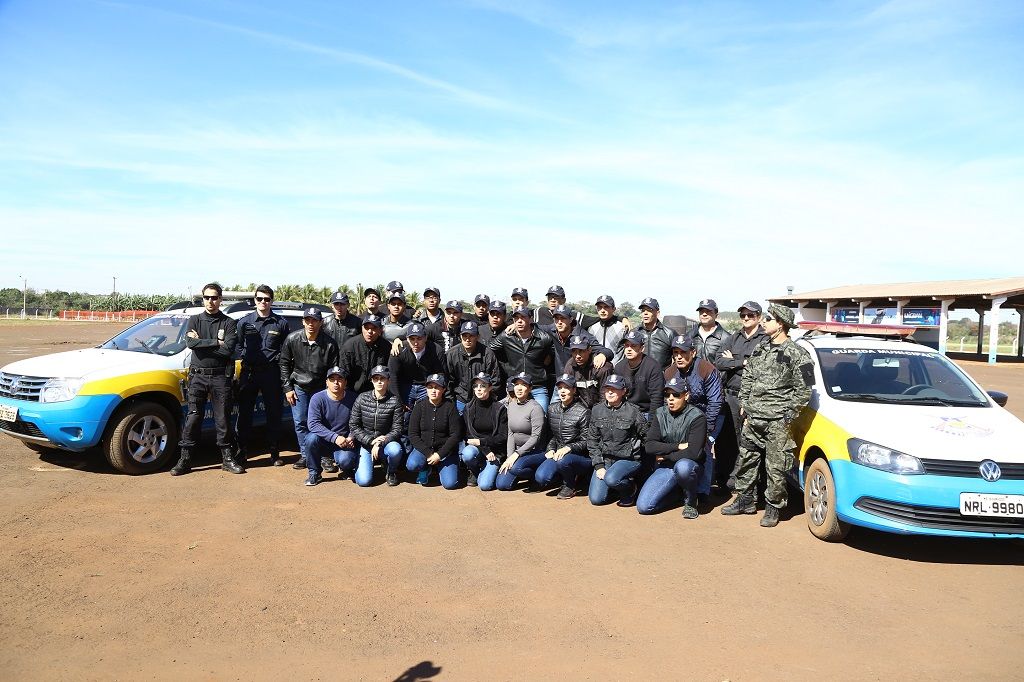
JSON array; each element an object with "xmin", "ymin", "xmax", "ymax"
[
  {"xmin": 596, "ymin": 294, "xmax": 615, "ymax": 308},
  {"xmin": 363, "ymin": 287, "xmax": 381, "ymax": 298},
  {"xmin": 671, "ymin": 335, "xmax": 695, "ymax": 351},
  {"xmin": 510, "ymin": 371, "xmax": 533, "ymax": 386},
  {"xmin": 406, "ymin": 322, "xmax": 427, "ymax": 338},
  {"xmin": 488, "ymin": 300, "xmax": 507, "ymax": 313},
  {"xmin": 386, "ymin": 280, "xmax": 404, "ymax": 293},
  {"xmin": 552, "ymin": 304, "xmax": 574, "ymax": 319},
  {"xmin": 602, "ymin": 374, "xmax": 627, "ymax": 390},
  {"xmin": 697, "ymin": 298, "xmax": 719, "ymax": 312},
  {"xmin": 370, "ymin": 364, "xmax": 391, "ymax": 378},
  {"xmin": 444, "ymin": 300, "xmax": 463, "ymax": 312},
  {"xmin": 423, "ymin": 286, "xmax": 440, "ymax": 298},
  {"xmin": 303, "ymin": 306, "xmax": 322, "ymax": 319},
  {"xmin": 424, "ymin": 373, "xmax": 447, "ymax": 388},
  {"xmin": 640, "ymin": 297, "xmax": 660, "ymax": 311},
  {"xmin": 569, "ymin": 335, "xmax": 590, "ymax": 350},
  {"xmin": 471, "ymin": 371, "xmax": 495, "ymax": 386},
  {"xmin": 546, "ymin": 285, "xmax": 565, "ymax": 298},
  {"xmin": 512, "ymin": 307, "xmax": 532, "ymax": 319},
  {"xmin": 511, "ymin": 287, "xmax": 529, "ymax": 299},
  {"xmin": 474, "ymin": 293, "xmax": 490, "ymax": 305},
  {"xmin": 459, "ymin": 321, "xmax": 478, "ymax": 336},
  {"xmin": 664, "ymin": 376, "xmax": 689, "ymax": 393},
  {"xmin": 738, "ymin": 300, "xmax": 763, "ymax": 314},
  {"xmin": 362, "ymin": 314, "xmax": 384, "ymax": 328},
  {"xmin": 326, "ymin": 366, "xmax": 347, "ymax": 379},
  {"xmin": 623, "ymin": 330, "xmax": 646, "ymax": 345},
  {"xmin": 555, "ymin": 373, "xmax": 576, "ymax": 388},
  {"xmin": 330, "ymin": 291, "xmax": 349, "ymax": 304},
  {"xmin": 387, "ymin": 292, "xmax": 407, "ymax": 304}
]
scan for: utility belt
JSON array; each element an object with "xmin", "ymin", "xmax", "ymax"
[{"xmin": 189, "ymin": 365, "xmax": 234, "ymax": 377}]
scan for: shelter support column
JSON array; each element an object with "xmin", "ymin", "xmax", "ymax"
[
  {"xmin": 938, "ymin": 299, "xmax": 952, "ymax": 355},
  {"xmin": 988, "ymin": 297, "xmax": 1007, "ymax": 364},
  {"xmin": 976, "ymin": 309, "xmax": 985, "ymax": 355}
]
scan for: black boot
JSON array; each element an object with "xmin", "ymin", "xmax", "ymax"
[
  {"xmin": 760, "ymin": 504, "xmax": 781, "ymax": 527},
  {"xmin": 235, "ymin": 446, "xmax": 247, "ymax": 466},
  {"xmin": 270, "ymin": 451, "xmax": 284, "ymax": 467},
  {"xmin": 721, "ymin": 494, "xmax": 757, "ymax": 515},
  {"xmin": 221, "ymin": 447, "xmax": 245, "ymax": 474},
  {"xmin": 170, "ymin": 449, "xmax": 191, "ymax": 476}
]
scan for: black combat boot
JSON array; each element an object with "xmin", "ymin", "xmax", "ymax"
[
  {"xmin": 760, "ymin": 504, "xmax": 781, "ymax": 527},
  {"xmin": 270, "ymin": 451, "xmax": 284, "ymax": 467},
  {"xmin": 221, "ymin": 447, "xmax": 245, "ymax": 474},
  {"xmin": 170, "ymin": 449, "xmax": 191, "ymax": 476},
  {"xmin": 234, "ymin": 446, "xmax": 247, "ymax": 466},
  {"xmin": 720, "ymin": 494, "xmax": 757, "ymax": 515}
]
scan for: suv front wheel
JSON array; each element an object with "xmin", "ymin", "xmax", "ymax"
[{"xmin": 103, "ymin": 401, "xmax": 179, "ymax": 474}]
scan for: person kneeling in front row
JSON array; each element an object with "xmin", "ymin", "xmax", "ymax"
[
  {"xmin": 587, "ymin": 374, "xmax": 647, "ymax": 507},
  {"xmin": 303, "ymin": 366, "xmax": 358, "ymax": 486},
  {"xmin": 637, "ymin": 377, "xmax": 707, "ymax": 519},
  {"xmin": 406, "ymin": 374, "xmax": 462, "ymax": 489},
  {"xmin": 349, "ymin": 364, "xmax": 405, "ymax": 487},
  {"xmin": 496, "ymin": 372, "xmax": 547, "ymax": 491},
  {"xmin": 460, "ymin": 372, "xmax": 508, "ymax": 491},
  {"xmin": 542, "ymin": 373, "xmax": 592, "ymax": 500}
]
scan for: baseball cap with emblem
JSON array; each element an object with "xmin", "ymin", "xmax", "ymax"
[
  {"xmin": 569, "ymin": 335, "xmax": 590, "ymax": 350},
  {"xmin": 472, "ymin": 371, "xmax": 495, "ymax": 386},
  {"xmin": 596, "ymin": 294, "xmax": 616, "ymax": 308},
  {"xmin": 664, "ymin": 376, "xmax": 689, "ymax": 393},
  {"xmin": 488, "ymin": 300, "xmax": 507, "ymax": 313},
  {"xmin": 386, "ymin": 280, "xmax": 404, "ymax": 293},
  {"xmin": 444, "ymin": 300, "xmax": 463, "ymax": 312},
  {"xmin": 474, "ymin": 294, "xmax": 490, "ymax": 305},
  {"xmin": 552, "ymin": 304, "xmax": 573, "ymax": 319},
  {"xmin": 424, "ymin": 373, "xmax": 447, "ymax": 388},
  {"xmin": 512, "ymin": 307, "xmax": 532, "ymax": 319},
  {"xmin": 459, "ymin": 321, "xmax": 479, "ymax": 336},
  {"xmin": 697, "ymin": 298, "xmax": 719, "ymax": 312},
  {"xmin": 546, "ymin": 285, "xmax": 566, "ymax": 298},
  {"xmin": 623, "ymin": 330, "xmax": 646, "ymax": 346},
  {"xmin": 602, "ymin": 374, "xmax": 627, "ymax": 390},
  {"xmin": 362, "ymin": 314, "xmax": 384, "ymax": 328},
  {"xmin": 511, "ymin": 371, "xmax": 533, "ymax": 386},
  {"xmin": 326, "ymin": 366, "xmax": 347, "ymax": 379},
  {"xmin": 511, "ymin": 287, "xmax": 529, "ymax": 299},
  {"xmin": 423, "ymin": 286, "xmax": 441, "ymax": 297},
  {"xmin": 406, "ymin": 322, "xmax": 427, "ymax": 338},
  {"xmin": 555, "ymin": 373, "xmax": 576, "ymax": 388},
  {"xmin": 671, "ymin": 335, "xmax": 695, "ymax": 351},
  {"xmin": 370, "ymin": 365, "xmax": 391, "ymax": 379},
  {"xmin": 363, "ymin": 287, "xmax": 381, "ymax": 298},
  {"xmin": 738, "ymin": 300, "xmax": 763, "ymax": 314},
  {"xmin": 330, "ymin": 291, "xmax": 349, "ymax": 304},
  {"xmin": 303, "ymin": 306, "xmax": 322, "ymax": 319},
  {"xmin": 388, "ymin": 292, "xmax": 407, "ymax": 304},
  {"xmin": 640, "ymin": 297, "xmax": 660, "ymax": 311}
]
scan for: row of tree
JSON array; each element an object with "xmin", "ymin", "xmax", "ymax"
[{"xmin": 0, "ymin": 288, "xmax": 180, "ymax": 312}]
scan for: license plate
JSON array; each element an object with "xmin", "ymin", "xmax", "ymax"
[
  {"xmin": 960, "ymin": 493, "xmax": 1024, "ymax": 518},
  {"xmin": 0, "ymin": 404, "xmax": 17, "ymax": 421}
]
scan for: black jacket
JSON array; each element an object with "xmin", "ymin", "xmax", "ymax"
[
  {"xmin": 340, "ymin": 334, "xmax": 393, "ymax": 395},
  {"xmin": 645, "ymin": 404, "xmax": 707, "ymax": 464},
  {"xmin": 546, "ymin": 399, "xmax": 590, "ymax": 454},
  {"xmin": 690, "ymin": 322, "xmax": 729, "ymax": 364},
  {"xmin": 542, "ymin": 325, "xmax": 611, "ymax": 371},
  {"xmin": 588, "ymin": 400, "xmax": 647, "ymax": 468},
  {"xmin": 408, "ymin": 398, "xmax": 463, "ymax": 458},
  {"xmin": 638, "ymin": 320, "xmax": 674, "ymax": 369},
  {"xmin": 613, "ymin": 355, "xmax": 665, "ymax": 414},
  {"xmin": 322, "ymin": 312, "xmax": 362, "ymax": 352},
  {"xmin": 487, "ymin": 326, "xmax": 556, "ymax": 387},
  {"xmin": 463, "ymin": 397, "xmax": 508, "ymax": 459},
  {"xmin": 563, "ymin": 356, "xmax": 612, "ymax": 410},
  {"xmin": 348, "ymin": 390, "xmax": 404, "ymax": 448},
  {"xmin": 715, "ymin": 327, "xmax": 769, "ymax": 393},
  {"xmin": 445, "ymin": 342, "xmax": 500, "ymax": 404},
  {"xmin": 388, "ymin": 343, "xmax": 448, "ymax": 407},
  {"xmin": 279, "ymin": 330, "xmax": 339, "ymax": 393},
  {"xmin": 186, "ymin": 310, "xmax": 237, "ymax": 369}
]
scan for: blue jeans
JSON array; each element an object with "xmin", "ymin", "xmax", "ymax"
[
  {"xmin": 637, "ymin": 459, "xmax": 701, "ymax": 514},
  {"xmin": 405, "ymin": 448, "xmax": 460, "ymax": 489},
  {"xmin": 555, "ymin": 453, "xmax": 593, "ymax": 488},
  {"xmin": 588, "ymin": 459, "xmax": 642, "ymax": 505},
  {"xmin": 289, "ymin": 386, "xmax": 312, "ymax": 460},
  {"xmin": 531, "ymin": 387, "xmax": 550, "ymax": 413},
  {"xmin": 534, "ymin": 457, "xmax": 561, "ymax": 487},
  {"xmin": 304, "ymin": 433, "xmax": 358, "ymax": 476},
  {"xmin": 461, "ymin": 444, "xmax": 500, "ymax": 491},
  {"xmin": 496, "ymin": 450, "xmax": 546, "ymax": 491},
  {"xmin": 697, "ymin": 413, "xmax": 724, "ymax": 495},
  {"xmin": 355, "ymin": 441, "xmax": 404, "ymax": 486}
]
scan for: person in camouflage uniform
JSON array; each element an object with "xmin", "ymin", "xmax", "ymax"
[{"xmin": 721, "ymin": 303, "xmax": 814, "ymax": 527}]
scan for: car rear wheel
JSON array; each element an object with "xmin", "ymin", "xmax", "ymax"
[
  {"xmin": 804, "ymin": 458, "xmax": 851, "ymax": 542},
  {"xmin": 104, "ymin": 402, "xmax": 178, "ymax": 474}
]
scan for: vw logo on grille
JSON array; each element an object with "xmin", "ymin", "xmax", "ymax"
[{"xmin": 979, "ymin": 460, "xmax": 1002, "ymax": 482}]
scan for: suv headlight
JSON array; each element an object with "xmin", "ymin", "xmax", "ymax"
[
  {"xmin": 39, "ymin": 377, "xmax": 85, "ymax": 403},
  {"xmin": 847, "ymin": 438, "xmax": 923, "ymax": 474}
]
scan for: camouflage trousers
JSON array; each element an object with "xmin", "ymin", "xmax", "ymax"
[{"xmin": 734, "ymin": 417, "xmax": 796, "ymax": 509}]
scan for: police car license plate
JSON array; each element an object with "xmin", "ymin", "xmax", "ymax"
[
  {"xmin": 0, "ymin": 404, "xmax": 17, "ymax": 421},
  {"xmin": 960, "ymin": 493, "xmax": 1024, "ymax": 518}
]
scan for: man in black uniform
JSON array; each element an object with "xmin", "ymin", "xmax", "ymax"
[
  {"xmin": 388, "ymin": 322, "xmax": 448, "ymax": 410},
  {"xmin": 340, "ymin": 314, "xmax": 393, "ymax": 396},
  {"xmin": 472, "ymin": 294, "xmax": 490, "ymax": 327},
  {"xmin": 234, "ymin": 284, "xmax": 291, "ymax": 466},
  {"xmin": 689, "ymin": 298, "xmax": 729, "ymax": 364},
  {"xmin": 637, "ymin": 297, "xmax": 674, "ymax": 369},
  {"xmin": 280, "ymin": 306, "xmax": 340, "ymax": 470},
  {"xmin": 322, "ymin": 291, "xmax": 361, "ymax": 351},
  {"xmin": 477, "ymin": 299, "xmax": 508, "ymax": 347},
  {"xmin": 171, "ymin": 282, "xmax": 242, "ymax": 476},
  {"xmin": 447, "ymin": 320, "xmax": 500, "ymax": 413}
]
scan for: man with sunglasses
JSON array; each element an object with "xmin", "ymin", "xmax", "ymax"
[
  {"xmin": 722, "ymin": 304, "xmax": 813, "ymax": 527},
  {"xmin": 172, "ymin": 282, "xmax": 241, "ymax": 476},
  {"xmin": 714, "ymin": 301, "xmax": 767, "ymax": 490},
  {"xmin": 234, "ymin": 284, "xmax": 291, "ymax": 467}
]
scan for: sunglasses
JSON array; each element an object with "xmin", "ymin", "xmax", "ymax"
[
  {"xmin": 664, "ymin": 390, "xmax": 686, "ymax": 398},
  {"xmin": 739, "ymin": 312, "xmax": 759, "ymax": 319},
  {"xmin": 202, "ymin": 295, "xmax": 220, "ymax": 301},
  {"xmin": 255, "ymin": 296, "xmax": 272, "ymax": 303},
  {"xmin": 763, "ymin": 314, "xmax": 774, "ymax": 322}
]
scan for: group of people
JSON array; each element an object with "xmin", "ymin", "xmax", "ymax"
[{"xmin": 171, "ymin": 281, "xmax": 813, "ymax": 526}]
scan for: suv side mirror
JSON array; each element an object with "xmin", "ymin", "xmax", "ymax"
[{"xmin": 988, "ymin": 390, "xmax": 1008, "ymax": 407}]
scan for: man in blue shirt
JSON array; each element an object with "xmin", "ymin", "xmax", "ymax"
[{"xmin": 304, "ymin": 366, "xmax": 358, "ymax": 486}]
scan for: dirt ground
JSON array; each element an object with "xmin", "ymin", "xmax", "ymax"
[{"xmin": 0, "ymin": 321, "xmax": 1021, "ymax": 681}]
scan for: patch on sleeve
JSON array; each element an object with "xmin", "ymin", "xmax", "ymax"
[{"xmin": 799, "ymin": 363, "xmax": 815, "ymax": 386}]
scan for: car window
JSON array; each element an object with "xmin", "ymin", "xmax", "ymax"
[{"xmin": 99, "ymin": 315, "xmax": 190, "ymax": 356}]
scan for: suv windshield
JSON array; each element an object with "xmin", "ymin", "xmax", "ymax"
[
  {"xmin": 99, "ymin": 314, "xmax": 190, "ymax": 357},
  {"xmin": 815, "ymin": 347, "xmax": 990, "ymax": 407}
]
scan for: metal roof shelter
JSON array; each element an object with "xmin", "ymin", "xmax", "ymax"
[{"xmin": 769, "ymin": 277, "xmax": 1024, "ymax": 364}]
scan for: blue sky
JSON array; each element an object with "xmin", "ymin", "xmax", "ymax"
[{"xmin": 1, "ymin": 0, "xmax": 1022, "ymax": 314}]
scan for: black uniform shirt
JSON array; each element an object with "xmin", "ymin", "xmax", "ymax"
[
  {"xmin": 236, "ymin": 311, "xmax": 290, "ymax": 366},
  {"xmin": 186, "ymin": 311, "xmax": 237, "ymax": 368}
]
